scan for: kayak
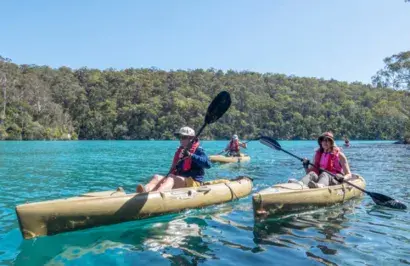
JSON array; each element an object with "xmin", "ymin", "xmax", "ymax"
[
  {"xmin": 16, "ymin": 176, "xmax": 253, "ymax": 239},
  {"xmin": 252, "ymin": 174, "xmax": 365, "ymax": 217},
  {"xmin": 209, "ymin": 154, "xmax": 251, "ymax": 163}
]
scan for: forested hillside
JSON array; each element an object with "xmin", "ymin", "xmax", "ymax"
[{"xmin": 0, "ymin": 56, "xmax": 409, "ymax": 140}]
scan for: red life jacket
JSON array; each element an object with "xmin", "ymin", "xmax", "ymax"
[
  {"xmin": 229, "ymin": 139, "xmax": 240, "ymax": 152},
  {"xmin": 171, "ymin": 140, "xmax": 200, "ymax": 174},
  {"xmin": 311, "ymin": 147, "xmax": 344, "ymax": 175}
]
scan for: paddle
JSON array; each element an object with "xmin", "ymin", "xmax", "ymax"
[
  {"xmin": 259, "ymin": 136, "xmax": 407, "ymax": 210},
  {"xmin": 217, "ymin": 138, "xmax": 258, "ymax": 155},
  {"xmin": 164, "ymin": 91, "xmax": 232, "ymax": 178}
]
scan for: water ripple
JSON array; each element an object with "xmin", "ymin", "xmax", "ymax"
[{"xmin": 0, "ymin": 140, "xmax": 409, "ymax": 265}]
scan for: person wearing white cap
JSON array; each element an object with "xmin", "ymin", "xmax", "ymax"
[
  {"xmin": 136, "ymin": 126, "xmax": 211, "ymax": 193},
  {"xmin": 224, "ymin": 134, "xmax": 247, "ymax": 157}
]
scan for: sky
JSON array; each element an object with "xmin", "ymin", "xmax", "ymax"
[{"xmin": 0, "ymin": 0, "xmax": 409, "ymax": 84}]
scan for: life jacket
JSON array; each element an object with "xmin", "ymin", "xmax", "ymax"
[
  {"xmin": 311, "ymin": 147, "xmax": 343, "ymax": 175},
  {"xmin": 171, "ymin": 140, "xmax": 200, "ymax": 174},
  {"xmin": 229, "ymin": 139, "xmax": 240, "ymax": 152}
]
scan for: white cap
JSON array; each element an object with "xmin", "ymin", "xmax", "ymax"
[
  {"xmin": 233, "ymin": 134, "xmax": 238, "ymax": 140},
  {"xmin": 175, "ymin": 126, "xmax": 195, "ymax": 137}
]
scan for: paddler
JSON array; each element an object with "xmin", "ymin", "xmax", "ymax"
[
  {"xmin": 344, "ymin": 136, "xmax": 350, "ymax": 147},
  {"xmin": 224, "ymin": 134, "xmax": 247, "ymax": 157},
  {"xmin": 136, "ymin": 126, "xmax": 211, "ymax": 193},
  {"xmin": 289, "ymin": 132, "xmax": 352, "ymax": 188}
]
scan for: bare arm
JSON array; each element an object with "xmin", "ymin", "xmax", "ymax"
[
  {"xmin": 339, "ymin": 152, "xmax": 351, "ymax": 178},
  {"xmin": 303, "ymin": 155, "xmax": 316, "ymax": 174}
]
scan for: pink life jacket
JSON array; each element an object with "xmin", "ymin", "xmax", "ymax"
[{"xmin": 312, "ymin": 147, "xmax": 344, "ymax": 175}]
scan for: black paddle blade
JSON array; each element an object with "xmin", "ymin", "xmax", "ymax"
[
  {"xmin": 205, "ymin": 91, "xmax": 231, "ymax": 124},
  {"xmin": 369, "ymin": 192, "xmax": 407, "ymax": 210},
  {"xmin": 259, "ymin": 136, "xmax": 282, "ymax": 150}
]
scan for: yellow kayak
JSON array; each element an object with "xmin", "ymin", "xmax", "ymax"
[
  {"xmin": 209, "ymin": 153, "xmax": 251, "ymax": 163},
  {"xmin": 253, "ymin": 174, "xmax": 366, "ymax": 217},
  {"xmin": 16, "ymin": 176, "xmax": 253, "ymax": 239}
]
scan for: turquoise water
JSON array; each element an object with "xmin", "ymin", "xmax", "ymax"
[{"xmin": 0, "ymin": 140, "xmax": 409, "ymax": 265}]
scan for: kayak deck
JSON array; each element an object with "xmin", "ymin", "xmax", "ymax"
[
  {"xmin": 252, "ymin": 174, "xmax": 365, "ymax": 217},
  {"xmin": 209, "ymin": 153, "xmax": 251, "ymax": 163},
  {"xmin": 16, "ymin": 176, "xmax": 253, "ymax": 239}
]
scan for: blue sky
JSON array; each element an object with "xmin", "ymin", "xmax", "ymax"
[{"xmin": 0, "ymin": 0, "xmax": 409, "ymax": 83}]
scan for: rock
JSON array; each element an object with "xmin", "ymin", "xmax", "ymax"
[{"xmin": 394, "ymin": 139, "xmax": 410, "ymax": 144}]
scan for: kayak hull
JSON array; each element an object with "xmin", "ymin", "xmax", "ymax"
[
  {"xmin": 209, "ymin": 154, "xmax": 251, "ymax": 163},
  {"xmin": 252, "ymin": 174, "xmax": 365, "ymax": 217},
  {"xmin": 16, "ymin": 176, "xmax": 253, "ymax": 239}
]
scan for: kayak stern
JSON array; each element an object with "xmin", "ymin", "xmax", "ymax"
[{"xmin": 253, "ymin": 175, "xmax": 366, "ymax": 218}]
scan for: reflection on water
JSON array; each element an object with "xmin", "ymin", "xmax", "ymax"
[
  {"xmin": 15, "ymin": 205, "xmax": 246, "ymax": 266},
  {"xmin": 43, "ymin": 218, "xmax": 213, "ymax": 266},
  {"xmin": 253, "ymin": 198, "xmax": 410, "ymax": 265},
  {"xmin": 254, "ymin": 201, "xmax": 358, "ymax": 248}
]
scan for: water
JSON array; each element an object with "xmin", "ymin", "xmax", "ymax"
[{"xmin": 0, "ymin": 140, "xmax": 409, "ymax": 265}]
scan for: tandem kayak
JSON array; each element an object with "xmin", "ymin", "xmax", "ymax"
[
  {"xmin": 252, "ymin": 174, "xmax": 365, "ymax": 217},
  {"xmin": 209, "ymin": 154, "xmax": 251, "ymax": 163},
  {"xmin": 16, "ymin": 176, "xmax": 253, "ymax": 239}
]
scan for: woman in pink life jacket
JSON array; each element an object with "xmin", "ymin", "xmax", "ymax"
[
  {"xmin": 290, "ymin": 132, "xmax": 352, "ymax": 188},
  {"xmin": 136, "ymin": 126, "xmax": 211, "ymax": 193},
  {"xmin": 224, "ymin": 134, "xmax": 247, "ymax": 157}
]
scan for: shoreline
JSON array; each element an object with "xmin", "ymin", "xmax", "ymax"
[{"xmin": 0, "ymin": 139, "xmax": 402, "ymax": 142}]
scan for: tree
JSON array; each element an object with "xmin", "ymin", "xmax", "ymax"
[
  {"xmin": 0, "ymin": 72, "xmax": 6, "ymax": 123},
  {"xmin": 372, "ymin": 51, "xmax": 410, "ymax": 91},
  {"xmin": 0, "ymin": 56, "xmax": 11, "ymax": 124}
]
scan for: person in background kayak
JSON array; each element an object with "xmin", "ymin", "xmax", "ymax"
[
  {"xmin": 290, "ymin": 132, "xmax": 352, "ymax": 188},
  {"xmin": 136, "ymin": 126, "xmax": 211, "ymax": 193},
  {"xmin": 224, "ymin": 134, "xmax": 247, "ymax": 157},
  {"xmin": 344, "ymin": 136, "xmax": 350, "ymax": 147}
]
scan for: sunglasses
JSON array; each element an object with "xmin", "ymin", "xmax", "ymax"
[
  {"xmin": 179, "ymin": 135, "xmax": 191, "ymax": 140},
  {"xmin": 321, "ymin": 138, "xmax": 332, "ymax": 142}
]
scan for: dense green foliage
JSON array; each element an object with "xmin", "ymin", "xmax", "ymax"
[
  {"xmin": 372, "ymin": 50, "xmax": 410, "ymax": 143},
  {"xmin": 372, "ymin": 51, "xmax": 410, "ymax": 91},
  {"xmin": 0, "ymin": 56, "xmax": 409, "ymax": 140}
]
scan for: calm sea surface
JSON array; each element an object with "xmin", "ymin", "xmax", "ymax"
[{"xmin": 0, "ymin": 140, "xmax": 409, "ymax": 265}]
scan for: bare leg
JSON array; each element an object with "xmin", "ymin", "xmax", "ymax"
[
  {"xmin": 135, "ymin": 174, "xmax": 164, "ymax": 193},
  {"xmin": 154, "ymin": 175, "xmax": 186, "ymax": 192},
  {"xmin": 145, "ymin": 174, "xmax": 165, "ymax": 192}
]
